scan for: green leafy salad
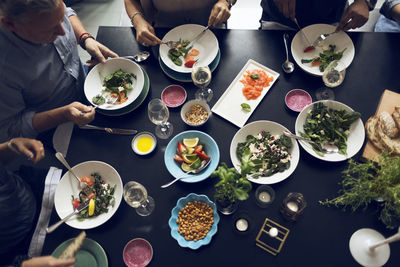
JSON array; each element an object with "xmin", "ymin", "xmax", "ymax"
[
  {"xmin": 299, "ymin": 102, "xmax": 360, "ymax": 156},
  {"xmin": 301, "ymin": 45, "xmax": 346, "ymax": 72},
  {"xmin": 236, "ymin": 131, "xmax": 293, "ymax": 178},
  {"xmin": 92, "ymin": 69, "xmax": 136, "ymax": 105},
  {"xmin": 71, "ymin": 173, "xmax": 116, "ymax": 220},
  {"xmin": 168, "ymin": 39, "xmax": 192, "ymax": 66}
]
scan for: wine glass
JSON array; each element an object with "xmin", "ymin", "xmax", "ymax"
[
  {"xmin": 315, "ymin": 60, "xmax": 346, "ymax": 100},
  {"xmin": 349, "ymin": 227, "xmax": 400, "ymax": 267},
  {"xmin": 191, "ymin": 62, "xmax": 213, "ymax": 102},
  {"xmin": 147, "ymin": 98, "xmax": 173, "ymax": 139},
  {"xmin": 123, "ymin": 181, "xmax": 155, "ymax": 216}
]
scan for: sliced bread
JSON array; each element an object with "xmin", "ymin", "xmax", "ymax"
[
  {"xmin": 59, "ymin": 231, "xmax": 86, "ymax": 260},
  {"xmin": 376, "ymin": 120, "xmax": 400, "ymax": 155},
  {"xmin": 392, "ymin": 106, "xmax": 400, "ymax": 129}
]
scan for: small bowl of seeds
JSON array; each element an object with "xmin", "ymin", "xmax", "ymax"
[{"xmin": 180, "ymin": 99, "xmax": 211, "ymax": 127}]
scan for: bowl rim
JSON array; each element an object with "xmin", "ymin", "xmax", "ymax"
[
  {"xmin": 84, "ymin": 57, "xmax": 145, "ymax": 111},
  {"xmin": 122, "ymin": 238, "xmax": 153, "ymax": 267},
  {"xmin": 131, "ymin": 131, "xmax": 157, "ymax": 155},
  {"xmin": 285, "ymin": 88, "xmax": 312, "ymax": 112},
  {"xmin": 161, "ymin": 84, "xmax": 187, "ymax": 108},
  {"xmin": 164, "ymin": 130, "xmax": 220, "ymax": 183},
  {"xmin": 180, "ymin": 99, "xmax": 211, "ymax": 126},
  {"xmin": 168, "ymin": 193, "xmax": 220, "ymax": 249}
]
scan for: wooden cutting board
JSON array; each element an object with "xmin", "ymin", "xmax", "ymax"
[{"xmin": 362, "ymin": 89, "xmax": 400, "ymax": 161}]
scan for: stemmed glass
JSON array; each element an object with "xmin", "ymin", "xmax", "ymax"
[
  {"xmin": 123, "ymin": 181, "xmax": 155, "ymax": 216},
  {"xmin": 147, "ymin": 98, "xmax": 173, "ymax": 139},
  {"xmin": 315, "ymin": 60, "xmax": 346, "ymax": 100},
  {"xmin": 191, "ymin": 62, "xmax": 213, "ymax": 102}
]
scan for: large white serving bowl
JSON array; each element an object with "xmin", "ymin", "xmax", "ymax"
[
  {"xmin": 291, "ymin": 24, "xmax": 355, "ymax": 76},
  {"xmin": 159, "ymin": 24, "xmax": 219, "ymax": 73},
  {"xmin": 295, "ymin": 100, "xmax": 365, "ymax": 162},
  {"xmin": 230, "ymin": 120, "xmax": 300, "ymax": 185},
  {"xmin": 84, "ymin": 58, "xmax": 145, "ymax": 110},
  {"xmin": 54, "ymin": 161, "xmax": 123, "ymax": 229}
]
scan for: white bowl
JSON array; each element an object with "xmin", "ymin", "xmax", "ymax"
[
  {"xmin": 84, "ymin": 58, "xmax": 145, "ymax": 110},
  {"xmin": 295, "ymin": 100, "xmax": 365, "ymax": 162},
  {"xmin": 159, "ymin": 24, "xmax": 219, "ymax": 74},
  {"xmin": 180, "ymin": 99, "xmax": 211, "ymax": 127},
  {"xmin": 54, "ymin": 161, "xmax": 123, "ymax": 229}
]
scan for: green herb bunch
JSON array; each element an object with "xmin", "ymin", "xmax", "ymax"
[
  {"xmin": 320, "ymin": 153, "xmax": 400, "ymax": 229},
  {"xmin": 211, "ymin": 162, "xmax": 252, "ymax": 204}
]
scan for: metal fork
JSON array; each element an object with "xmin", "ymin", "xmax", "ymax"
[
  {"xmin": 161, "ymin": 40, "xmax": 178, "ymax": 49},
  {"xmin": 93, "ymin": 95, "xmax": 118, "ymax": 110},
  {"xmin": 312, "ymin": 31, "xmax": 337, "ymax": 47}
]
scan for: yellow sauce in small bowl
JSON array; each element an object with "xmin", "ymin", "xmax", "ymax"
[{"xmin": 132, "ymin": 132, "xmax": 157, "ymax": 155}]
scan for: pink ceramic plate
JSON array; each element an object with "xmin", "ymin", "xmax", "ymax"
[
  {"xmin": 285, "ymin": 89, "xmax": 312, "ymax": 112},
  {"xmin": 123, "ymin": 238, "xmax": 153, "ymax": 267},
  {"xmin": 161, "ymin": 85, "xmax": 187, "ymax": 108}
]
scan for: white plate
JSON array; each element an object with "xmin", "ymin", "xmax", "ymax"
[
  {"xmin": 295, "ymin": 100, "xmax": 365, "ymax": 162},
  {"xmin": 230, "ymin": 120, "xmax": 300, "ymax": 184},
  {"xmin": 159, "ymin": 24, "xmax": 219, "ymax": 74},
  {"xmin": 212, "ymin": 59, "xmax": 280, "ymax": 128},
  {"xmin": 54, "ymin": 161, "xmax": 123, "ymax": 229},
  {"xmin": 291, "ymin": 24, "xmax": 355, "ymax": 76},
  {"xmin": 84, "ymin": 58, "xmax": 145, "ymax": 110}
]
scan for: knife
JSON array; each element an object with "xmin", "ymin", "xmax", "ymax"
[
  {"xmin": 52, "ymin": 121, "xmax": 74, "ymax": 157},
  {"xmin": 188, "ymin": 26, "xmax": 209, "ymax": 46},
  {"xmin": 46, "ymin": 199, "xmax": 90, "ymax": 233},
  {"xmin": 80, "ymin": 124, "xmax": 138, "ymax": 135}
]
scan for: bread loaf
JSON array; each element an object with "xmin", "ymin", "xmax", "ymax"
[
  {"xmin": 365, "ymin": 116, "xmax": 384, "ymax": 150},
  {"xmin": 378, "ymin": 111, "xmax": 399, "ymax": 138},
  {"xmin": 392, "ymin": 106, "xmax": 400, "ymax": 129},
  {"xmin": 376, "ymin": 120, "xmax": 400, "ymax": 155},
  {"xmin": 59, "ymin": 231, "xmax": 86, "ymax": 260}
]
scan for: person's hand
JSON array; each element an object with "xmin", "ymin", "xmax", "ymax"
[
  {"xmin": 208, "ymin": 0, "xmax": 231, "ymax": 27},
  {"xmin": 84, "ymin": 38, "xmax": 119, "ymax": 67},
  {"xmin": 21, "ymin": 256, "xmax": 75, "ymax": 267},
  {"xmin": 133, "ymin": 15, "xmax": 161, "ymax": 46},
  {"xmin": 8, "ymin": 138, "xmax": 44, "ymax": 163},
  {"xmin": 274, "ymin": 0, "xmax": 296, "ymax": 20},
  {"xmin": 64, "ymin": 102, "xmax": 95, "ymax": 127},
  {"xmin": 337, "ymin": 0, "xmax": 369, "ymax": 31}
]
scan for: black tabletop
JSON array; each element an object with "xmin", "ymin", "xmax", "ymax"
[{"xmin": 43, "ymin": 26, "xmax": 400, "ymax": 267}]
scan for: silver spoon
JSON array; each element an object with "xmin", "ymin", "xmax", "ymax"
[
  {"xmin": 123, "ymin": 51, "xmax": 150, "ymax": 63},
  {"xmin": 55, "ymin": 152, "xmax": 87, "ymax": 189},
  {"xmin": 282, "ymin": 34, "xmax": 295, "ymax": 73},
  {"xmin": 161, "ymin": 159, "xmax": 211, "ymax": 188},
  {"xmin": 283, "ymin": 130, "xmax": 339, "ymax": 154}
]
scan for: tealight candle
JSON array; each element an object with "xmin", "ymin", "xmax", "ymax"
[
  {"xmin": 236, "ymin": 218, "xmax": 249, "ymax": 232},
  {"xmin": 286, "ymin": 201, "xmax": 299, "ymax": 212},
  {"xmin": 255, "ymin": 185, "xmax": 275, "ymax": 208},
  {"xmin": 258, "ymin": 191, "xmax": 271, "ymax": 203},
  {"xmin": 269, "ymin": 227, "xmax": 278, "ymax": 238},
  {"xmin": 280, "ymin": 192, "xmax": 307, "ymax": 221}
]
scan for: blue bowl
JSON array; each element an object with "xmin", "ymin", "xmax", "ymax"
[
  {"xmin": 164, "ymin": 130, "xmax": 220, "ymax": 183},
  {"xmin": 169, "ymin": 193, "xmax": 220, "ymax": 249}
]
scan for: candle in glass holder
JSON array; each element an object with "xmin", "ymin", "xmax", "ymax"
[
  {"xmin": 236, "ymin": 218, "xmax": 249, "ymax": 232},
  {"xmin": 280, "ymin": 192, "xmax": 306, "ymax": 221},
  {"xmin": 255, "ymin": 185, "xmax": 275, "ymax": 208}
]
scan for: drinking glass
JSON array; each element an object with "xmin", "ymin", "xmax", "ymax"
[
  {"xmin": 191, "ymin": 63, "xmax": 213, "ymax": 102},
  {"xmin": 315, "ymin": 60, "xmax": 346, "ymax": 100},
  {"xmin": 123, "ymin": 181, "xmax": 155, "ymax": 216},
  {"xmin": 147, "ymin": 98, "xmax": 173, "ymax": 139}
]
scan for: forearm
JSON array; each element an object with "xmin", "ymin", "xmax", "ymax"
[
  {"xmin": 124, "ymin": 0, "xmax": 147, "ymax": 27},
  {"xmin": 391, "ymin": 4, "xmax": 400, "ymax": 22},
  {"xmin": 32, "ymin": 107, "xmax": 69, "ymax": 133},
  {"xmin": 68, "ymin": 14, "xmax": 91, "ymax": 42}
]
